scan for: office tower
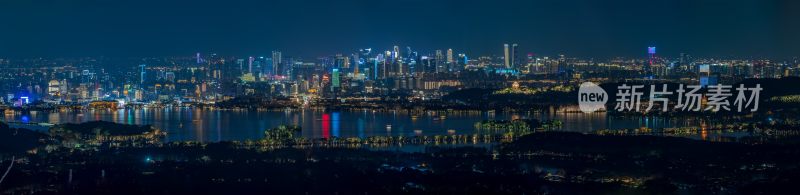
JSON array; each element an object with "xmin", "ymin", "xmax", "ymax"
[
  {"xmin": 272, "ymin": 51, "xmax": 282, "ymax": 76},
  {"xmin": 419, "ymin": 56, "xmax": 431, "ymax": 73},
  {"xmin": 504, "ymin": 44, "xmax": 511, "ymax": 68},
  {"xmin": 373, "ymin": 57, "xmax": 379, "ymax": 80},
  {"xmin": 525, "ymin": 53, "xmax": 536, "ymax": 73},
  {"xmin": 196, "ymin": 52, "xmax": 202, "ymax": 64},
  {"xmin": 334, "ymin": 54, "xmax": 346, "ymax": 69},
  {"xmin": 679, "ymin": 53, "xmax": 686, "ymax": 64},
  {"xmin": 446, "ymin": 49, "xmax": 454, "ymax": 64},
  {"xmin": 343, "ymin": 56, "xmax": 351, "ymax": 69},
  {"xmin": 459, "ymin": 53, "xmax": 465, "ymax": 64},
  {"xmin": 248, "ymin": 56, "xmax": 257, "ymax": 74},
  {"xmin": 263, "ymin": 58, "xmax": 273, "ymax": 76},
  {"xmin": 511, "ymin": 43, "xmax": 518, "ymax": 69},
  {"xmin": 48, "ymin": 80, "xmax": 60, "ymax": 97},
  {"xmin": 699, "ymin": 64, "xmax": 711, "ymax": 87},
  {"xmin": 331, "ymin": 68, "xmax": 340, "ymax": 92},
  {"xmin": 165, "ymin": 72, "xmax": 175, "ymax": 82},
  {"xmin": 383, "ymin": 51, "xmax": 392, "ymax": 78},
  {"xmin": 236, "ymin": 59, "xmax": 245, "ymax": 74},
  {"xmin": 392, "ymin": 46, "xmax": 400, "ymax": 62},
  {"xmin": 435, "ymin": 50, "xmax": 445, "ymax": 73},
  {"xmin": 139, "ymin": 64, "xmax": 146, "ymax": 85},
  {"xmin": 352, "ymin": 53, "xmax": 360, "ymax": 75},
  {"xmin": 397, "ymin": 59, "xmax": 404, "ymax": 75},
  {"xmin": 377, "ymin": 54, "xmax": 386, "ymax": 79},
  {"xmin": 647, "ymin": 47, "xmax": 656, "ymax": 72}
]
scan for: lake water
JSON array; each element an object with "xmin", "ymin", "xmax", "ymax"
[{"xmin": 1, "ymin": 108, "xmax": 702, "ymax": 142}]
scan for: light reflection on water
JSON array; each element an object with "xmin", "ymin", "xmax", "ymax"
[{"xmin": 1, "ymin": 109, "xmax": 700, "ymax": 142}]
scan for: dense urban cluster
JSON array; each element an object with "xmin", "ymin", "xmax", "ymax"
[
  {"xmin": 2, "ymin": 47, "xmax": 800, "ymax": 194},
  {"xmin": 1, "ymin": 46, "xmax": 798, "ymax": 110}
]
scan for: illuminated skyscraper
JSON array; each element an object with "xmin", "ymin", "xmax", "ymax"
[
  {"xmin": 48, "ymin": 80, "xmax": 60, "ymax": 97},
  {"xmin": 139, "ymin": 64, "xmax": 146, "ymax": 85},
  {"xmin": 511, "ymin": 43, "xmax": 519, "ymax": 69},
  {"xmin": 334, "ymin": 54, "xmax": 347, "ymax": 69},
  {"xmin": 647, "ymin": 46, "xmax": 656, "ymax": 72},
  {"xmin": 373, "ymin": 56, "xmax": 380, "ymax": 80},
  {"xmin": 377, "ymin": 53, "xmax": 387, "ymax": 79},
  {"xmin": 248, "ymin": 56, "xmax": 254, "ymax": 74},
  {"xmin": 352, "ymin": 53, "xmax": 360, "ymax": 75},
  {"xmin": 504, "ymin": 44, "xmax": 510, "ymax": 68},
  {"xmin": 236, "ymin": 59, "xmax": 245, "ymax": 74},
  {"xmin": 435, "ymin": 50, "xmax": 445, "ymax": 73},
  {"xmin": 699, "ymin": 64, "xmax": 711, "ymax": 87},
  {"xmin": 331, "ymin": 68, "xmax": 340, "ymax": 92},
  {"xmin": 196, "ymin": 52, "xmax": 202, "ymax": 64},
  {"xmin": 272, "ymin": 51, "xmax": 282, "ymax": 76},
  {"xmin": 446, "ymin": 49, "xmax": 454, "ymax": 64},
  {"xmin": 392, "ymin": 46, "xmax": 400, "ymax": 62}
]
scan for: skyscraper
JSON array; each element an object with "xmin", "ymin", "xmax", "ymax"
[
  {"xmin": 446, "ymin": 49, "xmax": 454, "ymax": 71},
  {"xmin": 272, "ymin": 51, "xmax": 282, "ymax": 76},
  {"xmin": 139, "ymin": 64, "xmax": 146, "ymax": 85},
  {"xmin": 196, "ymin": 52, "xmax": 202, "ymax": 64},
  {"xmin": 331, "ymin": 68, "xmax": 340, "ymax": 92},
  {"xmin": 647, "ymin": 46, "xmax": 656, "ymax": 72},
  {"xmin": 334, "ymin": 54, "xmax": 346, "ymax": 69},
  {"xmin": 446, "ymin": 49, "xmax": 454, "ymax": 64},
  {"xmin": 504, "ymin": 44, "xmax": 510, "ymax": 68},
  {"xmin": 248, "ymin": 56, "xmax": 254, "ymax": 74},
  {"xmin": 352, "ymin": 53, "xmax": 360, "ymax": 75},
  {"xmin": 392, "ymin": 46, "xmax": 400, "ymax": 62},
  {"xmin": 435, "ymin": 50, "xmax": 445, "ymax": 73},
  {"xmin": 511, "ymin": 43, "xmax": 519, "ymax": 69},
  {"xmin": 236, "ymin": 59, "xmax": 245, "ymax": 74}
]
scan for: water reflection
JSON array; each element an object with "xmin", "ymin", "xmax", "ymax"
[{"xmin": 1, "ymin": 109, "xmax": 699, "ymax": 142}]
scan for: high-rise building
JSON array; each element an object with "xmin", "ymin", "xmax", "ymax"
[
  {"xmin": 446, "ymin": 49, "xmax": 454, "ymax": 71},
  {"xmin": 435, "ymin": 50, "xmax": 445, "ymax": 73},
  {"xmin": 392, "ymin": 46, "xmax": 400, "ymax": 62},
  {"xmin": 236, "ymin": 59, "xmax": 245, "ymax": 74},
  {"xmin": 248, "ymin": 56, "xmax": 254, "ymax": 74},
  {"xmin": 504, "ymin": 44, "xmax": 511, "ymax": 68},
  {"xmin": 48, "ymin": 80, "xmax": 60, "ymax": 97},
  {"xmin": 165, "ymin": 72, "xmax": 175, "ymax": 82},
  {"xmin": 511, "ymin": 44, "xmax": 519, "ymax": 69},
  {"xmin": 377, "ymin": 54, "xmax": 386, "ymax": 79},
  {"xmin": 196, "ymin": 52, "xmax": 202, "ymax": 64},
  {"xmin": 272, "ymin": 51, "xmax": 282, "ymax": 76},
  {"xmin": 446, "ymin": 49, "xmax": 454, "ymax": 64},
  {"xmin": 352, "ymin": 53, "xmax": 360, "ymax": 75},
  {"xmin": 331, "ymin": 68, "xmax": 340, "ymax": 92},
  {"xmin": 699, "ymin": 64, "xmax": 712, "ymax": 87},
  {"xmin": 139, "ymin": 64, "xmax": 146, "ymax": 85},
  {"xmin": 334, "ymin": 54, "xmax": 347, "ymax": 69},
  {"xmin": 647, "ymin": 46, "xmax": 656, "ymax": 72}
]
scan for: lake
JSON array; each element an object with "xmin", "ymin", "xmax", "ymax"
[{"xmin": 1, "ymin": 108, "xmax": 702, "ymax": 142}]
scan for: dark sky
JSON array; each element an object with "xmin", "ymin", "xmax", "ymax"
[{"xmin": 1, "ymin": 0, "xmax": 798, "ymax": 59}]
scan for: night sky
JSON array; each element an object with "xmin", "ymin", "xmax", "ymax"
[{"xmin": 1, "ymin": 0, "xmax": 798, "ymax": 59}]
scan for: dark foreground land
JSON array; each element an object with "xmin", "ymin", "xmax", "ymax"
[{"xmin": 2, "ymin": 123, "xmax": 800, "ymax": 194}]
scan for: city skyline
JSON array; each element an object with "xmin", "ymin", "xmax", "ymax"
[{"xmin": 3, "ymin": 1, "xmax": 800, "ymax": 194}]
